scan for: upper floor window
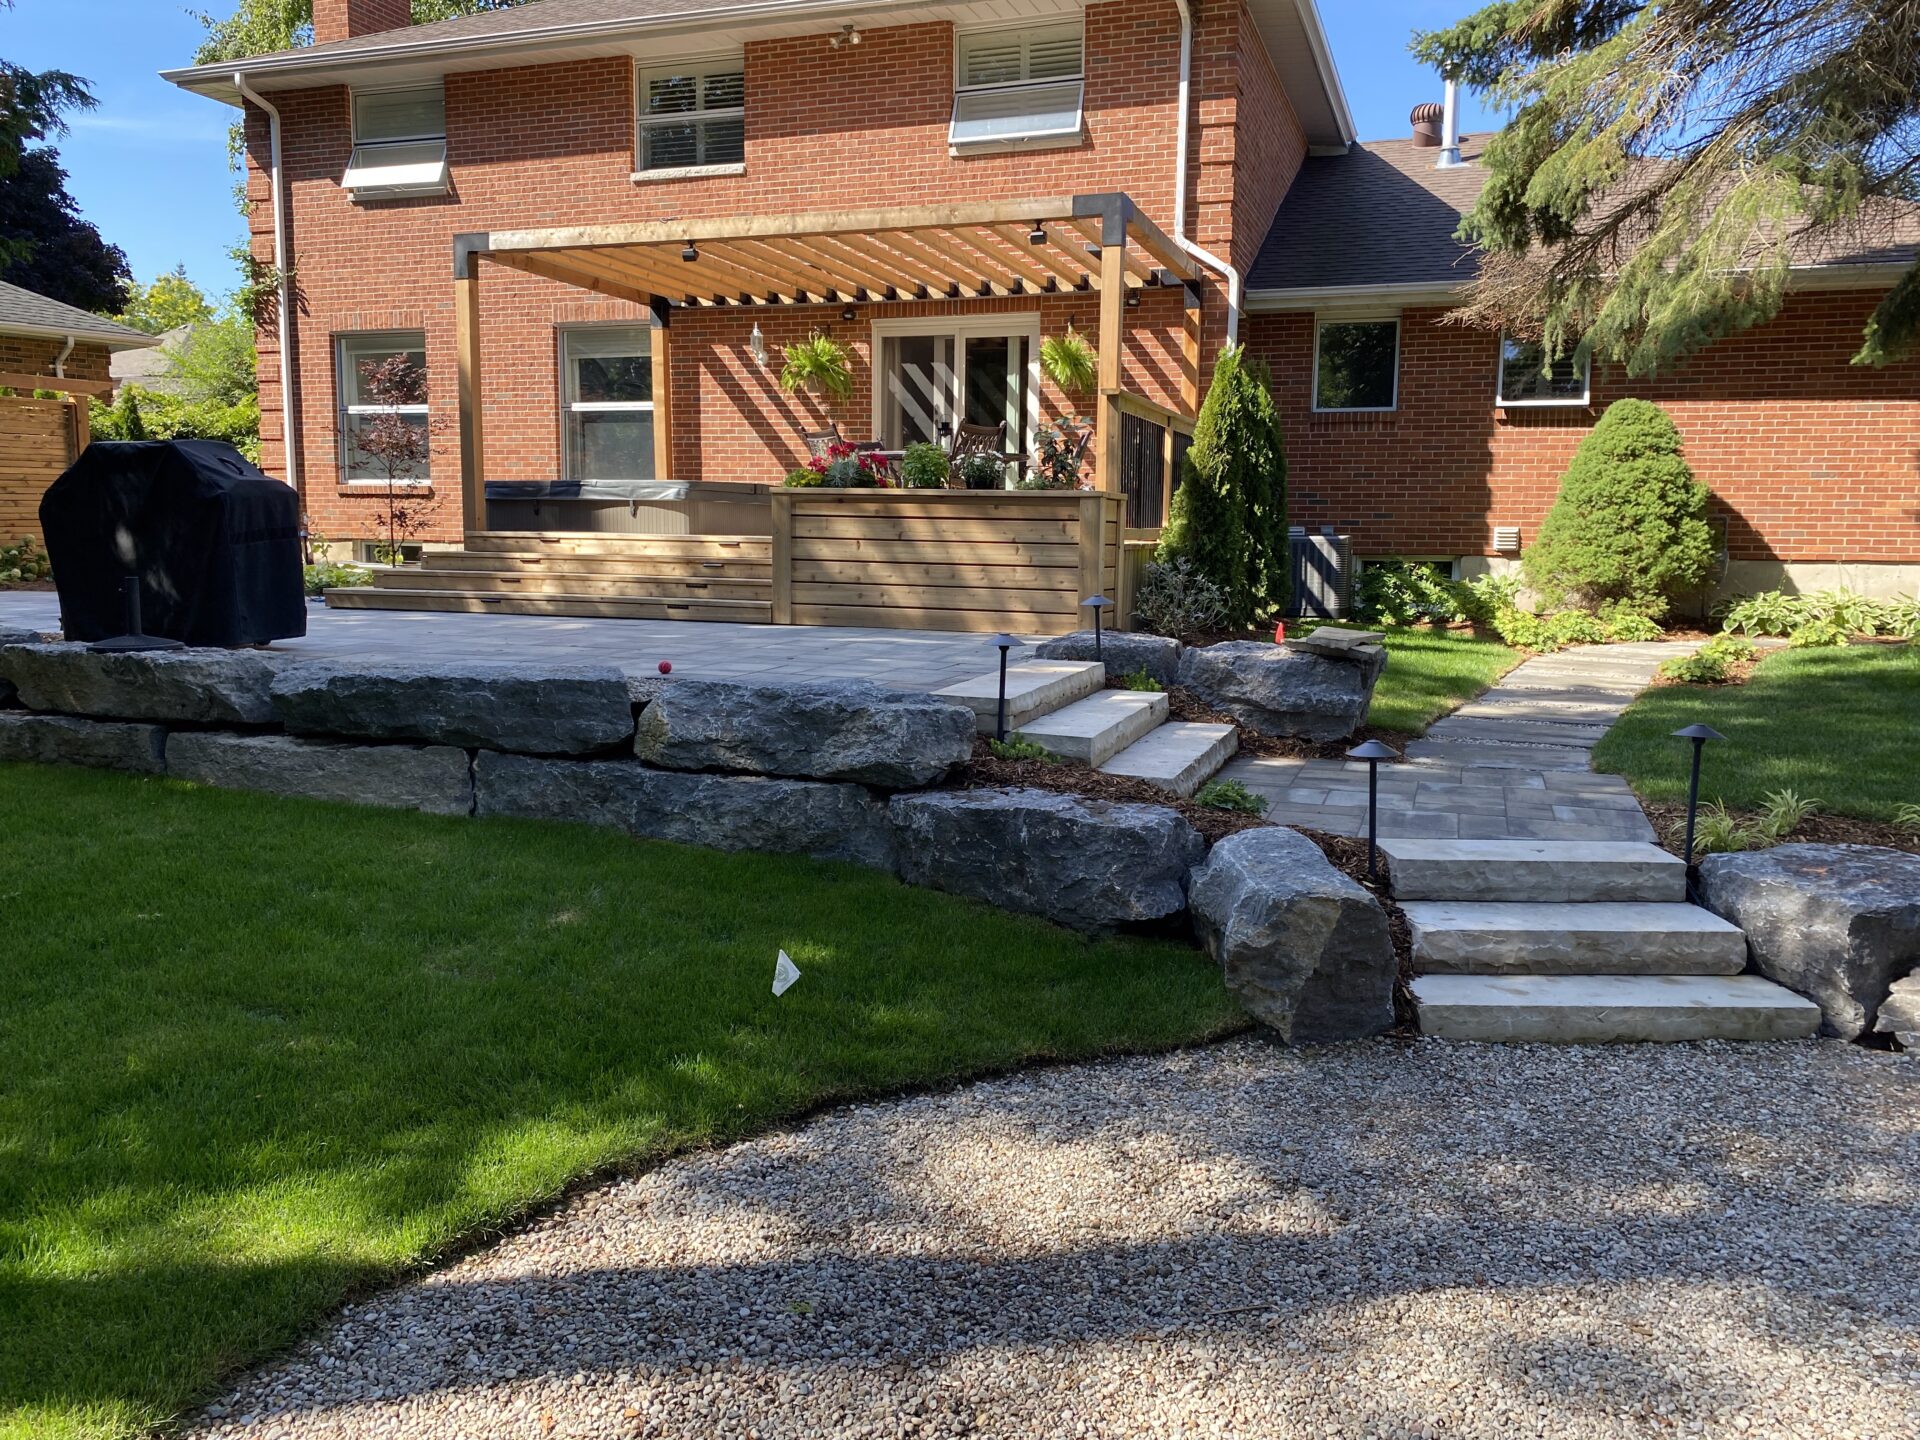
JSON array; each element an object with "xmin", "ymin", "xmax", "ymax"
[
  {"xmin": 338, "ymin": 331, "xmax": 430, "ymax": 485},
  {"xmin": 344, "ymin": 83, "xmax": 449, "ymax": 200},
  {"xmin": 637, "ymin": 59, "xmax": 745, "ymax": 174},
  {"xmin": 1498, "ymin": 335, "xmax": 1591, "ymax": 406},
  {"xmin": 951, "ymin": 23, "xmax": 1084, "ymax": 148},
  {"xmin": 1313, "ymin": 316, "xmax": 1399, "ymax": 412}
]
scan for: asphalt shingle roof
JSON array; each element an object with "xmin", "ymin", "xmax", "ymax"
[{"xmin": 0, "ymin": 280, "xmax": 156, "ymax": 349}]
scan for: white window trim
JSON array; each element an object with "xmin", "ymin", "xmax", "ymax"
[
  {"xmin": 950, "ymin": 21, "xmax": 1085, "ymax": 150},
  {"xmin": 1496, "ymin": 332, "xmax": 1593, "ymax": 407},
  {"xmin": 634, "ymin": 55, "xmax": 745, "ymax": 175},
  {"xmin": 1311, "ymin": 314, "xmax": 1400, "ymax": 414},
  {"xmin": 560, "ymin": 325, "xmax": 656, "ymax": 484},
  {"xmin": 337, "ymin": 332, "xmax": 431, "ymax": 486},
  {"xmin": 345, "ymin": 83, "xmax": 451, "ymax": 201}
]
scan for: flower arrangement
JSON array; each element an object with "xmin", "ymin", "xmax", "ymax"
[
  {"xmin": 1014, "ymin": 418, "xmax": 1091, "ymax": 490},
  {"xmin": 952, "ymin": 451, "xmax": 1006, "ymax": 490},
  {"xmin": 784, "ymin": 440, "xmax": 893, "ymax": 489},
  {"xmin": 778, "ymin": 332, "xmax": 855, "ymax": 401},
  {"xmin": 898, "ymin": 441, "xmax": 950, "ymax": 489}
]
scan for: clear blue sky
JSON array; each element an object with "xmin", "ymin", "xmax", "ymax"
[{"xmin": 3, "ymin": 0, "xmax": 1503, "ymax": 302}]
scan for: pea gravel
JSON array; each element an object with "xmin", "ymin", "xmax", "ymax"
[{"xmin": 189, "ymin": 1038, "xmax": 1919, "ymax": 1439}]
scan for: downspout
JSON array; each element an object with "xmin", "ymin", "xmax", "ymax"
[
  {"xmin": 1170, "ymin": 0, "xmax": 1242, "ymax": 346},
  {"xmin": 233, "ymin": 73, "xmax": 300, "ymax": 500},
  {"xmin": 53, "ymin": 333, "xmax": 74, "ymax": 380}
]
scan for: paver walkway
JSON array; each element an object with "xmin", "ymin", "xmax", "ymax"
[
  {"xmin": 0, "ymin": 592, "xmax": 1034, "ymax": 692},
  {"xmin": 1214, "ymin": 642, "xmax": 1699, "ymax": 842}
]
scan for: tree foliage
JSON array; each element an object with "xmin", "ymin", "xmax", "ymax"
[
  {"xmin": 192, "ymin": 0, "xmax": 532, "ymax": 65},
  {"xmin": 114, "ymin": 265, "xmax": 216, "ymax": 335},
  {"xmin": 1413, "ymin": 1, "xmax": 1920, "ymax": 372},
  {"xmin": 1522, "ymin": 398, "xmax": 1716, "ymax": 619},
  {"xmin": 91, "ymin": 308, "xmax": 261, "ymax": 462},
  {"xmin": 0, "ymin": 149, "xmax": 129, "ymax": 312},
  {"xmin": 1156, "ymin": 345, "xmax": 1290, "ymax": 627}
]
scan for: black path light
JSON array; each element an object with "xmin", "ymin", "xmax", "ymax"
[
  {"xmin": 992, "ymin": 633, "xmax": 1019, "ymax": 741},
  {"xmin": 1081, "ymin": 594, "xmax": 1111, "ymax": 660},
  {"xmin": 1346, "ymin": 738, "xmax": 1399, "ymax": 880},
  {"xmin": 1673, "ymin": 722, "xmax": 1728, "ymax": 868},
  {"xmin": 89, "ymin": 576, "xmax": 184, "ymax": 654}
]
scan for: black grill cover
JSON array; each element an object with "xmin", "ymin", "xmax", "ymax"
[{"xmin": 39, "ymin": 440, "xmax": 306, "ymax": 647}]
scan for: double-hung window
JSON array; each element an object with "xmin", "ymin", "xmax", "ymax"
[
  {"xmin": 1313, "ymin": 317, "xmax": 1400, "ymax": 412},
  {"xmin": 343, "ymin": 83, "xmax": 450, "ymax": 200},
  {"xmin": 636, "ymin": 59, "xmax": 744, "ymax": 174},
  {"xmin": 563, "ymin": 328, "xmax": 655, "ymax": 482},
  {"xmin": 338, "ymin": 332, "xmax": 430, "ymax": 485},
  {"xmin": 1497, "ymin": 334, "xmax": 1591, "ymax": 406},
  {"xmin": 951, "ymin": 23, "xmax": 1084, "ymax": 148}
]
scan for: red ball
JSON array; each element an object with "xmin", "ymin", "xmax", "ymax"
[{"xmin": 658, "ymin": 660, "xmax": 672, "ymax": 674}]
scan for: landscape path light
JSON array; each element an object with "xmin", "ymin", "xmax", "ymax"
[
  {"xmin": 1673, "ymin": 722, "xmax": 1728, "ymax": 877},
  {"xmin": 1080, "ymin": 594, "xmax": 1111, "ymax": 660},
  {"xmin": 992, "ymin": 633, "xmax": 1019, "ymax": 741},
  {"xmin": 1345, "ymin": 738, "xmax": 1400, "ymax": 880}
]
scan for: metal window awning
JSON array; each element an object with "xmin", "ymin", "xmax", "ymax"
[{"xmin": 455, "ymin": 193, "xmax": 1197, "ymax": 308}]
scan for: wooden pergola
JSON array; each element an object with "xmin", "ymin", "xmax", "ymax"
[{"xmin": 450, "ymin": 193, "xmax": 1202, "ymax": 531}]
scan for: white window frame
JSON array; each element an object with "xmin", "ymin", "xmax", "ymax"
[
  {"xmin": 1311, "ymin": 314, "xmax": 1401, "ymax": 414},
  {"xmin": 634, "ymin": 56, "xmax": 745, "ymax": 178},
  {"xmin": 337, "ymin": 331, "xmax": 431, "ymax": 487},
  {"xmin": 560, "ymin": 326, "xmax": 656, "ymax": 483},
  {"xmin": 1497, "ymin": 332, "xmax": 1592, "ymax": 408},
  {"xmin": 868, "ymin": 312, "xmax": 1042, "ymax": 473},
  {"xmin": 950, "ymin": 21, "xmax": 1085, "ymax": 150},
  {"xmin": 344, "ymin": 83, "xmax": 450, "ymax": 200}
]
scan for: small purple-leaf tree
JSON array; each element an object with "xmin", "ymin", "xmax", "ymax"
[{"xmin": 355, "ymin": 353, "xmax": 435, "ymax": 565}]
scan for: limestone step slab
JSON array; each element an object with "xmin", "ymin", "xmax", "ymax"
[
  {"xmin": 1403, "ymin": 901, "xmax": 1748, "ymax": 975},
  {"xmin": 1411, "ymin": 973, "xmax": 1821, "ymax": 1043},
  {"xmin": 1425, "ymin": 716, "xmax": 1609, "ymax": 747},
  {"xmin": 1402, "ymin": 738, "xmax": 1593, "ymax": 771},
  {"xmin": 935, "ymin": 660, "xmax": 1105, "ymax": 734},
  {"xmin": 1381, "ymin": 838, "xmax": 1687, "ymax": 903},
  {"xmin": 1099, "ymin": 721, "xmax": 1238, "ymax": 797},
  {"xmin": 1017, "ymin": 689, "xmax": 1169, "ymax": 767}
]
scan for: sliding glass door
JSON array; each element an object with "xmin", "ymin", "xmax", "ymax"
[{"xmin": 873, "ymin": 316, "xmax": 1040, "ymax": 484}]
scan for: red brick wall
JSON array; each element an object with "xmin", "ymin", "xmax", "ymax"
[
  {"xmin": 313, "ymin": 0, "xmax": 410, "ymax": 46},
  {"xmin": 1242, "ymin": 290, "xmax": 1920, "ymax": 565},
  {"xmin": 0, "ymin": 337, "xmax": 111, "ymax": 384},
  {"xmin": 1226, "ymin": 0, "xmax": 1307, "ymax": 280},
  {"xmin": 249, "ymin": 0, "xmax": 1288, "ymax": 544}
]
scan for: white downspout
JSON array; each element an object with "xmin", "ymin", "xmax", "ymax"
[
  {"xmin": 53, "ymin": 333, "xmax": 74, "ymax": 380},
  {"xmin": 1170, "ymin": 0, "xmax": 1242, "ymax": 346},
  {"xmin": 1438, "ymin": 79, "xmax": 1462, "ymax": 168},
  {"xmin": 233, "ymin": 73, "xmax": 300, "ymax": 499}
]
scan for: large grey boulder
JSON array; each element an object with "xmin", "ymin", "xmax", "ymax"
[
  {"xmin": 272, "ymin": 661, "xmax": 634, "ymax": 754},
  {"xmin": 1035, "ymin": 630, "xmax": 1183, "ymax": 686},
  {"xmin": 888, "ymin": 787, "xmax": 1203, "ymax": 933},
  {"xmin": 168, "ymin": 732, "xmax": 473, "ymax": 815},
  {"xmin": 1699, "ymin": 844, "xmax": 1920, "ymax": 1039},
  {"xmin": 1876, "ymin": 971, "xmax": 1920, "ymax": 1052},
  {"xmin": 0, "ymin": 711, "xmax": 165, "ymax": 773},
  {"xmin": 633, "ymin": 678, "xmax": 974, "ymax": 788},
  {"xmin": 0, "ymin": 643, "xmax": 285, "ymax": 724},
  {"xmin": 1189, "ymin": 826, "xmax": 1396, "ymax": 1043},
  {"xmin": 475, "ymin": 752, "xmax": 894, "ymax": 870},
  {"xmin": 1175, "ymin": 639, "xmax": 1387, "ymax": 741}
]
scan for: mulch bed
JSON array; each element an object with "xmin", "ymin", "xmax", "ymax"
[{"xmin": 1641, "ymin": 799, "xmax": 1920, "ymax": 858}]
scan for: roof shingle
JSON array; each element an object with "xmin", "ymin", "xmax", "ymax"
[{"xmin": 0, "ymin": 280, "xmax": 156, "ymax": 350}]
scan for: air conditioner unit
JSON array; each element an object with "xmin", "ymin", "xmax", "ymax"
[{"xmin": 1287, "ymin": 527, "xmax": 1354, "ymax": 618}]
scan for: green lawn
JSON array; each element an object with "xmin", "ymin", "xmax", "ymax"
[
  {"xmin": 1364, "ymin": 626, "xmax": 1523, "ymax": 735},
  {"xmin": 1592, "ymin": 642, "xmax": 1920, "ymax": 821},
  {"xmin": 0, "ymin": 764, "xmax": 1243, "ymax": 1440}
]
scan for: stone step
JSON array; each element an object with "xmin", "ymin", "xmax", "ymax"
[
  {"xmin": 1017, "ymin": 689, "xmax": 1169, "ymax": 767},
  {"xmin": 1403, "ymin": 901, "xmax": 1748, "ymax": 975},
  {"xmin": 934, "ymin": 660, "xmax": 1104, "ymax": 735},
  {"xmin": 1099, "ymin": 721, "xmax": 1238, "ymax": 797},
  {"xmin": 1411, "ymin": 973, "xmax": 1821, "ymax": 1043},
  {"xmin": 1425, "ymin": 716, "xmax": 1610, "ymax": 747},
  {"xmin": 1381, "ymin": 839, "xmax": 1687, "ymax": 903},
  {"xmin": 1453, "ymin": 694, "xmax": 1627, "ymax": 723},
  {"xmin": 1402, "ymin": 738, "xmax": 1594, "ymax": 771}
]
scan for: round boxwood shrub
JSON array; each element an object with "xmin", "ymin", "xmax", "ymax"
[{"xmin": 1522, "ymin": 397, "xmax": 1715, "ymax": 620}]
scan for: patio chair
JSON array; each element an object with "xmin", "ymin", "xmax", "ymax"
[
  {"xmin": 802, "ymin": 425, "xmax": 845, "ymax": 459},
  {"xmin": 948, "ymin": 421, "xmax": 1008, "ymax": 488}
]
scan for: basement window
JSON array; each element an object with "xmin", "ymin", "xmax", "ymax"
[
  {"xmin": 637, "ymin": 59, "xmax": 745, "ymax": 173},
  {"xmin": 950, "ymin": 23, "xmax": 1084, "ymax": 148},
  {"xmin": 1498, "ymin": 334, "xmax": 1590, "ymax": 406},
  {"xmin": 344, "ymin": 83, "xmax": 449, "ymax": 200},
  {"xmin": 1313, "ymin": 316, "xmax": 1399, "ymax": 412}
]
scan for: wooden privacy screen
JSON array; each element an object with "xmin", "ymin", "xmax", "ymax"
[
  {"xmin": 769, "ymin": 488, "xmax": 1127, "ymax": 635},
  {"xmin": 0, "ymin": 395, "xmax": 84, "ymax": 546}
]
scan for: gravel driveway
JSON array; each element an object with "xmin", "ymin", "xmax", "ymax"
[{"xmin": 190, "ymin": 1039, "xmax": 1919, "ymax": 1439}]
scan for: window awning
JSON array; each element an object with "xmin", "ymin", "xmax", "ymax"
[{"xmin": 344, "ymin": 140, "xmax": 450, "ymax": 200}]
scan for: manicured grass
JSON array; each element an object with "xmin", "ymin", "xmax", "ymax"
[
  {"xmin": 1364, "ymin": 626, "xmax": 1523, "ymax": 736},
  {"xmin": 1592, "ymin": 642, "xmax": 1920, "ymax": 821},
  {"xmin": 0, "ymin": 764, "xmax": 1243, "ymax": 1440}
]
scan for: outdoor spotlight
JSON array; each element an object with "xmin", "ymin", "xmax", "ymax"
[
  {"xmin": 748, "ymin": 320, "xmax": 767, "ymax": 365},
  {"xmin": 830, "ymin": 22, "xmax": 862, "ymax": 47},
  {"xmin": 841, "ymin": 304, "xmax": 857, "ymax": 322},
  {"xmin": 1080, "ymin": 594, "xmax": 1112, "ymax": 660},
  {"xmin": 992, "ymin": 634, "xmax": 1020, "ymax": 741},
  {"xmin": 1124, "ymin": 290, "xmax": 1141, "ymax": 309},
  {"xmin": 1345, "ymin": 738, "xmax": 1401, "ymax": 880},
  {"xmin": 1672, "ymin": 722, "xmax": 1728, "ymax": 877},
  {"xmin": 681, "ymin": 243, "xmax": 699, "ymax": 262},
  {"xmin": 1028, "ymin": 223, "xmax": 1047, "ymax": 245}
]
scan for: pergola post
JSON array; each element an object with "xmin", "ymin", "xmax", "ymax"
[
  {"xmin": 1092, "ymin": 206, "xmax": 1128, "ymax": 495},
  {"xmin": 453, "ymin": 238, "xmax": 487, "ymax": 536},
  {"xmin": 1179, "ymin": 281, "xmax": 1203, "ymax": 417},
  {"xmin": 648, "ymin": 297, "xmax": 674, "ymax": 482}
]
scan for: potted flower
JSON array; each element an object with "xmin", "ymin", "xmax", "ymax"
[
  {"xmin": 898, "ymin": 441, "xmax": 950, "ymax": 489},
  {"xmin": 778, "ymin": 332, "xmax": 855, "ymax": 401},
  {"xmin": 783, "ymin": 441, "xmax": 892, "ymax": 488},
  {"xmin": 1040, "ymin": 327, "xmax": 1098, "ymax": 396},
  {"xmin": 1014, "ymin": 418, "xmax": 1092, "ymax": 490}
]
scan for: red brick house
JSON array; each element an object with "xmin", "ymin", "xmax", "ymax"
[{"xmin": 163, "ymin": 0, "xmax": 1918, "ymax": 625}]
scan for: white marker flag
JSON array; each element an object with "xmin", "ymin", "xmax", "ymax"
[{"xmin": 773, "ymin": 950, "xmax": 801, "ymax": 997}]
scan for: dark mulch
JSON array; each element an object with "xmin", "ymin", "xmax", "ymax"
[
  {"xmin": 0, "ymin": 578, "xmax": 56, "ymax": 592},
  {"xmin": 956, "ymin": 739, "xmax": 1271, "ymax": 844},
  {"xmin": 1160, "ymin": 684, "xmax": 1414, "ymax": 759},
  {"xmin": 1642, "ymin": 799, "xmax": 1920, "ymax": 858}
]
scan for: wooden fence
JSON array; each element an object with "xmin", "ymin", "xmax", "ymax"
[
  {"xmin": 0, "ymin": 393, "xmax": 86, "ymax": 547},
  {"xmin": 769, "ymin": 487, "xmax": 1127, "ymax": 635}
]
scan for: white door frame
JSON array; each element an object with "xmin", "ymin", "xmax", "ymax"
[{"xmin": 869, "ymin": 312, "xmax": 1042, "ymax": 451}]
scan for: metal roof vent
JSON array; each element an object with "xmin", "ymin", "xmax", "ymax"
[{"xmin": 1411, "ymin": 102, "xmax": 1444, "ymax": 148}]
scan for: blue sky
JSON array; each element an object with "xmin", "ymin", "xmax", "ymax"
[{"xmin": 4, "ymin": 0, "xmax": 1503, "ymax": 302}]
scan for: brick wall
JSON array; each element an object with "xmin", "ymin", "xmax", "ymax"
[
  {"xmin": 248, "ymin": 0, "xmax": 1302, "ymax": 545},
  {"xmin": 1242, "ymin": 289, "xmax": 1920, "ymax": 565},
  {"xmin": 0, "ymin": 337, "xmax": 111, "ymax": 384}
]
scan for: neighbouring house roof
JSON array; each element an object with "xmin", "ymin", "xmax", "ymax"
[
  {"xmin": 161, "ymin": 0, "xmax": 1354, "ymax": 150},
  {"xmin": 1247, "ymin": 136, "xmax": 1920, "ymax": 307},
  {"xmin": 110, "ymin": 324, "xmax": 196, "ymax": 392},
  {"xmin": 0, "ymin": 280, "xmax": 158, "ymax": 352}
]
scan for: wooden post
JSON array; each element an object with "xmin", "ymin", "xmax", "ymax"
[
  {"xmin": 1092, "ymin": 229, "xmax": 1127, "ymax": 494},
  {"xmin": 648, "ymin": 297, "xmax": 674, "ymax": 482},
  {"xmin": 453, "ymin": 255, "xmax": 487, "ymax": 537},
  {"xmin": 1179, "ymin": 285, "xmax": 1203, "ymax": 417},
  {"xmin": 68, "ymin": 393, "xmax": 90, "ymax": 458},
  {"xmin": 769, "ymin": 490, "xmax": 794, "ymax": 624}
]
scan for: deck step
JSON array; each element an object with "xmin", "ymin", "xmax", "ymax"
[
  {"xmin": 324, "ymin": 586, "xmax": 772, "ymax": 623},
  {"xmin": 379, "ymin": 568, "xmax": 771, "ymax": 600},
  {"xmin": 1404, "ymin": 901, "xmax": 1747, "ymax": 976},
  {"xmin": 424, "ymin": 552, "xmax": 771, "ymax": 580},
  {"xmin": 465, "ymin": 531, "xmax": 770, "ymax": 560},
  {"xmin": 1382, "ymin": 839, "xmax": 1686, "ymax": 904},
  {"xmin": 1017, "ymin": 689, "xmax": 1168, "ymax": 766},
  {"xmin": 935, "ymin": 661, "xmax": 1105, "ymax": 734},
  {"xmin": 1411, "ymin": 973, "xmax": 1821, "ymax": 1043},
  {"xmin": 1099, "ymin": 721, "xmax": 1238, "ymax": 797}
]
